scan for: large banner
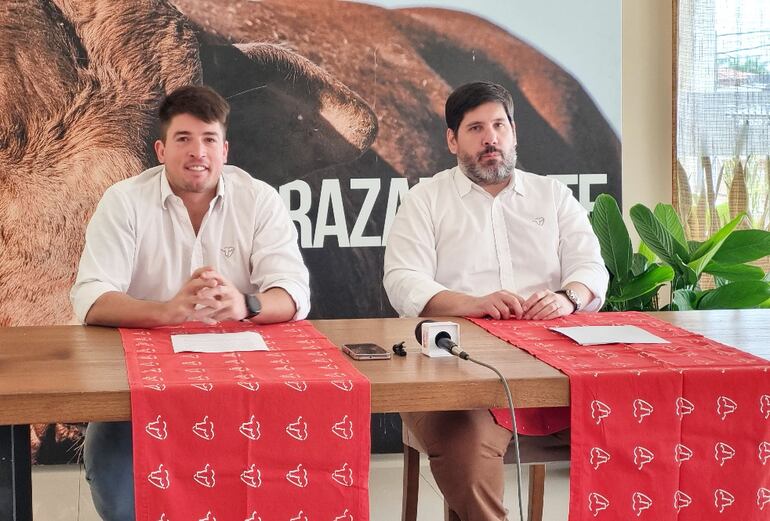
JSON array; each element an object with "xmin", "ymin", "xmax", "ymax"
[{"xmin": 0, "ymin": 0, "xmax": 620, "ymax": 461}]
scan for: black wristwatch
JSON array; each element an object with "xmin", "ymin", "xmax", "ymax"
[
  {"xmin": 555, "ymin": 288, "xmax": 582, "ymax": 313},
  {"xmin": 244, "ymin": 293, "xmax": 262, "ymax": 319}
]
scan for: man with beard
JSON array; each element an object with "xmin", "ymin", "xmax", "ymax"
[{"xmin": 383, "ymin": 82, "xmax": 607, "ymax": 520}]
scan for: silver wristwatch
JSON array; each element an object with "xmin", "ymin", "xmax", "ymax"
[{"xmin": 556, "ymin": 288, "xmax": 582, "ymax": 313}]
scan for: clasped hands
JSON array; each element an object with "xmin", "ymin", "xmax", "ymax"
[
  {"xmin": 468, "ymin": 289, "xmax": 573, "ymax": 321},
  {"xmin": 167, "ymin": 266, "xmax": 249, "ymax": 324}
]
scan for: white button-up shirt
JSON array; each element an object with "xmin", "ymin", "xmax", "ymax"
[
  {"xmin": 71, "ymin": 165, "xmax": 310, "ymax": 323},
  {"xmin": 383, "ymin": 167, "xmax": 608, "ymax": 317}
]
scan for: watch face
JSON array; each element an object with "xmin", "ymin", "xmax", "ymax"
[
  {"xmin": 565, "ymin": 289, "xmax": 581, "ymax": 311},
  {"xmin": 245, "ymin": 294, "xmax": 262, "ymax": 317}
]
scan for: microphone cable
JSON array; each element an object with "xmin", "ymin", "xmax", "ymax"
[
  {"xmin": 460, "ymin": 352, "xmax": 525, "ymax": 521},
  {"xmin": 416, "ymin": 321, "xmax": 525, "ymax": 521}
]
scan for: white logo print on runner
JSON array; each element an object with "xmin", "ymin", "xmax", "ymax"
[
  {"xmin": 633, "ymin": 447, "xmax": 654, "ymax": 470},
  {"xmin": 675, "ymin": 397, "xmax": 695, "ymax": 417},
  {"xmin": 239, "ymin": 415, "xmax": 261, "ymax": 440},
  {"xmin": 714, "ymin": 489, "xmax": 735, "ymax": 513},
  {"xmin": 240, "ymin": 464, "xmax": 261, "ymax": 488},
  {"xmin": 631, "ymin": 492, "xmax": 652, "ymax": 516},
  {"xmin": 191, "ymin": 383, "xmax": 214, "ymax": 391},
  {"xmin": 147, "ymin": 464, "xmax": 170, "ymax": 489},
  {"xmin": 286, "ymin": 417, "xmax": 308, "ymax": 440},
  {"xmin": 761, "ymin": 395, "xmax": 770, "ymax": 419},
  {"xmin": 759, "ymin": 441, "xmax": 770, "ymax": 465},
  {"xmin": 674, "ymin": 443, "xmax": 693, "ymax": 464},
  {"xmin": 587, "ymin": 492, "xmax": 609, "ymax": 517},
  {"xmin": 673, "ymin": 491, "xmax": 692, "ymax": 512},
  {"xmin": 192, "ymin": 416, "xmax": 215, "ymax": 440},
  {"xmin": 589, "ymin": 448, "xmax": 610, "ymax": 470},
  {"xmin": 244, "ymin": 512, "xmax": 262, "ymax": 521},
  {"xmin": 193, "ymin": 464, "xmax": 216, "ymax": 488},
  {"xmin": 237, "ymin": 381, "xmax": 260, "ymax": 392},
  {"xmin": 332, "ymin": 415, "xmax": 354, "ymax": 440},
  {"xmin": 591, "ymin": 401, "xmax": 611, "ymax": 424},
  {"xmin": 332, "ymin": 463, "xmax": 354, "ymax": 487},
  {"xmin": 758, "ymin": 488, "xmax": 770, "ymax": 510},
  {"xmin": 633, "ymin": 399, "xmax": 653, "ymax": 424},
  {"xmin": 157, "ymin": 515, "xmax": 168, "ymax": 521},
  {"xmin": 289, "ymin": 511, "xmax": 308, "ymax": 521},
  {"xmin": 334, "ymin": 509, "xmax": 354, "ymax": 521},
  {"xmin": 717, "ymin": 396, "xmax": 737, "ymax": 420},
  {"xmin": 332, "ymin": 380, "xmax": 354, "ymax": 391},
  {"xmin": 286, "ymin": 464, "xmax": 308, "ymax": 487},
  {"xmin": 714, "ymin": 442, "xmax": 735, "ymax": 466},
  {"xmin": 145, "ymin": 415, "xmax": 167, "ymax": 440},
  {"xmin": 285, "ymin": 381, "xmax": 308, "ymax": 392},
  {"xmin": 198, "ymin": 512, "xmax": 216, "ymax": 521}
]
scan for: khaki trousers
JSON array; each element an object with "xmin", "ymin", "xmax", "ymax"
[{"xmin": 401, "ymin": 410, "xmax": 513, "ymax": 521}]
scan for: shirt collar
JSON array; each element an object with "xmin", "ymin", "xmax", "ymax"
[
  {"xmin": 159, "ymin": 167, "xmax": 227, "ymax": 209},
  {"xmin": 452, "ymin": 166, "xmax": 525, "ymax": 198}
]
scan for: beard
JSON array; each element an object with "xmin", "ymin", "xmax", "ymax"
[{"xmin": 458, "ymin": 145, "xmax": 517, "ymax": 186}]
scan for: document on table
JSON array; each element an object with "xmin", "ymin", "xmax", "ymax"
[
  {"xmin": 171, "ymin": 331, "xmax": 269, "ymax": 353},
  {"xmin": 550, "ymin": 325, "xmax": 670, "ymax": 345}
]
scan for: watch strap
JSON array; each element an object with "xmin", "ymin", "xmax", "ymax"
[
  {"xmin": 244, "ymin": 293, "xmax": 262, "ymax": 319},
  {"xmin": 555, "ymin": 289, "xmax": 580, "ymax": 313}
]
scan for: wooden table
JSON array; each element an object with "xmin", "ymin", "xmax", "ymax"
[{"xmin": 1, "ymin": 310, "xmax": 768, "ymax": 520}]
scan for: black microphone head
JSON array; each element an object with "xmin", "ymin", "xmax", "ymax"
[
  {"xmin": 414, "ymin": 319, "xmax": 435, "ymax": 343},
  {"xmin": 435, "ymin": 331, "xmax": 451, "ymax": 343}
]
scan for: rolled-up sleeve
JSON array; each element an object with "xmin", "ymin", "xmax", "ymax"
[
  {"xmin": 70, "ymin": 188, "xmax": 136, "ymax": 323},
  {"xmin": 555, "ymin": 185, "xmax": 609, "ymax": 311},
  {"xmin": 250, "ymin": 188, "xmax": 311, "ymax": 320},
  {"xmin": 383, "ymin": 189, "xmax": 448, "ymax": 317}
]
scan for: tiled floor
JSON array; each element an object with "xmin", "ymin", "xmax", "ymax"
[{"xmin": 32, "ymin": 455, "xmax": 570, "ymax": 520}]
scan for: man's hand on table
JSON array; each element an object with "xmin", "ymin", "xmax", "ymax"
[
  {"xmin": 184, "ymin": 267, "xmax": 248, "ymax": 324},
  {"xmin": 184, "ymin": 267, "xmax": 298, "ymax": 324},
  {"xmin": 422, "ymin": 290, "xmax": 525, "ymax": 319},
  {"xmin": 521, "ymin": 290, "xmax": 574, "ymax": 320}
]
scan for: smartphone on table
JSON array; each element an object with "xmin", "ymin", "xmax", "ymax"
[{"xmin": 342, "ymin": 343, "xmax": 392, "ymax": 360}]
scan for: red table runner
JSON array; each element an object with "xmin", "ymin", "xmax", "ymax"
[
  {"xmin": 120, "ymin": 320, "xmax": 370, "ymax": 521},
  {"xmin": 470, "ymin": 312, "xmax": 770, "ymax": 520}
]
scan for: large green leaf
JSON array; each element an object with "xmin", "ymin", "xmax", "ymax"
[
  {"xmin": 590, "ymin": 194, "xmax": 633, "ymax": 281},
  {"xmin": 688, "ymin": 213, "xmax": 745, "ymax": 277},
  {"xmin": 630, "ymin": 204, "xmax": 691, "ymax": 265},
  {"xmin": 703, "ymin": 262, "xmax": 766, "ymax": 281},
  {"xmin": 672, "ymin": 289, "xmax": 698, "ymax": 310},
  {"xmin": 607, "ymin": 264, "xmax": 674, "ymax": 302},
  {"xmin": 696, "ymin": 280, "xmax": 770, "ymax": 309},
  {"xmin": 711, "ymin": 229, "xmax": 770, "ymax": 264},
  {"xmin": 631, "ymin": 253, "xmax": 648, "ymax": 276},
  {"xmin": 654, "ymin": 203, "xmax": 688, "ymax": 250},
  {"xmin": 638, "ymin": 241, "xmax": 657, "ymax": 263}
]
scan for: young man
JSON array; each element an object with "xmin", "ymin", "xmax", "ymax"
[
  {"xmin": 70, "ymin": 85, "xmax": 310, "ymax": 521},
  {"xmin": 383, "ymin": 82, "xmax": 608, "ymax": 520}
]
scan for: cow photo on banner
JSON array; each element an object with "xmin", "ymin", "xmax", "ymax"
[{"xmin": 0, "ymin": 0, "xmax": 621, "ymax": 462}]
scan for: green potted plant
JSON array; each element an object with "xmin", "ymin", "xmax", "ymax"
[{"xmin": 590, "ymin": 194, "xmax": 770, "ymax": 311}]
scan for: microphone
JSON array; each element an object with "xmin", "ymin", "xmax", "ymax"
[
  {"xmin": 414, "ymin": 320, "xmax": 469, "ymax": 359},
  {"xmin": 413, "ymin": 319, "xmax": 525, "ymax": 521}
]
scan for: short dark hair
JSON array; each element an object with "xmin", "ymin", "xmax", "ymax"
[
  {"xmin": 445, "ymin": 82, "xmax": 514, "ymax": 134},
  {"xmin": 158, "ymin": 85, "xmax": 230, "ymax": 141}
]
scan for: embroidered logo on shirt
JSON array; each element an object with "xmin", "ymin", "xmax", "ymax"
[
  {"xmin": 532, "ymin": 217, "xmax": 545, "ymax": 226},
  {"xmin": 220, "ymin": 246, "xmax": 234, "ymax": 258}
]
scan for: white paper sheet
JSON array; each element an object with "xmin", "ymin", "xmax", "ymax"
[
  {"xmin": 550, "ymin": 325, "xmax": 670, "ymax": 346},
  {"xmin": 171, "ymin": 331, "xmax": 269, "ymax": 353}
]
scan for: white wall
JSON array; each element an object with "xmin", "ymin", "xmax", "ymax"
[{"xmin": 622, "ymin": 0, "xmax": 673, "ymax": 223}]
